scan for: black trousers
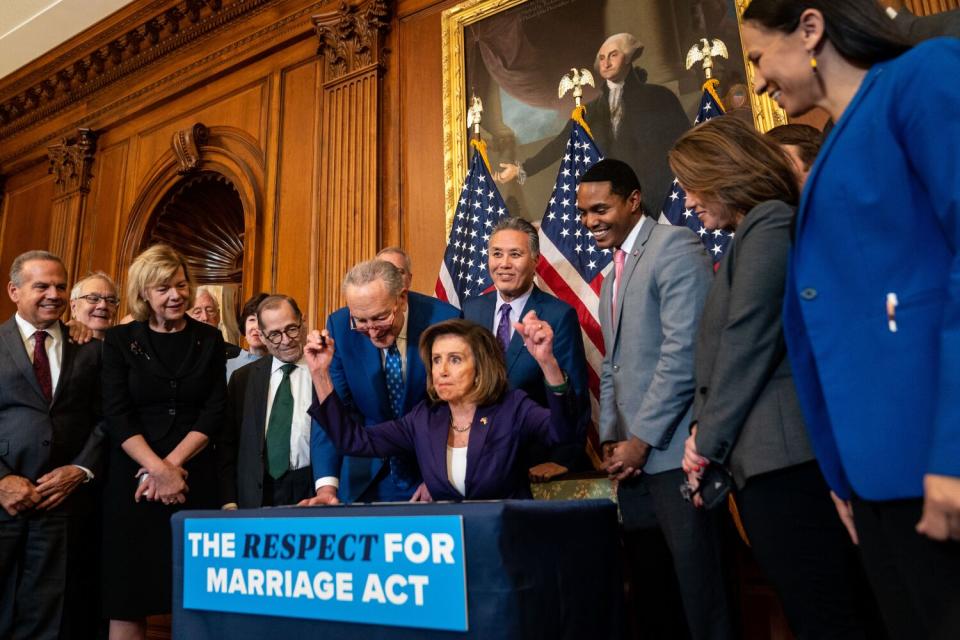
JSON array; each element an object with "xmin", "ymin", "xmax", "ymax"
[
  {"xmin": 852, "ymin": 496, "xmax": 960, "ymax": 640},
  {"xmin": 619, "ymin": 468, "xmax": 736, "ymax": 640},
  {"xmin": 262, "ymin": 466, "xmax": 315, "ymax": 507},
  {"xmin": 736, "ymin": 462, "xmax": 883, "ymax": 640},
  {"xmin": 0, "ymin": 514, "xmax": 98, "ymax": 640}
]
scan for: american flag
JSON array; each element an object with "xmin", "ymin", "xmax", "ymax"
[
  {"xmin": 660, "ymin": 80, "xmax": 732, "ymax": 263},
  {"xmin": 535, "ymin": 110, "xmax": 609, "ymax": 462},
  {"xmin": 436, "ymin": 140, "xmax": 510, "ymax": 309}
]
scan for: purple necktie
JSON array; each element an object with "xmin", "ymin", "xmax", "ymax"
[
  {"xmin": 496, "ymin": 304, "xmax": 512, "ymax": 353},
  {"xmin": 32, "ymin": 330, "xmax": 53, "ymax": 403}
]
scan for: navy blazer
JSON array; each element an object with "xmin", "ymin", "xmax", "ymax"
[
  {"xmin": 462, "ymin": 286, "xmax": 589, "ymax": 469},
  {"xmin": 783, "ymin": 39, "xmax": 960, "ymax": 500},
  {"xmin": 310, "ymin": 291, "xmax": 460, "ymax": 501},
  {"xmin": 309, "ymin": 387, "xmax": 578, "ymax": 501}
]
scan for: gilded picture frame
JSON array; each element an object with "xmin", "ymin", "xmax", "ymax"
[{"xmin": 440, "ymin": 0, "xmax": 787, "ymax": 228}]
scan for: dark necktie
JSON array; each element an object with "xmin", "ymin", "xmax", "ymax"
[
  {"xmin": 32, "ymin": 330, "xmax": 52, "ymax": 403},
  {"xmin": 383, "ymin": 345, "xmax": 414, "ymax": 489},
  {"xmin": 266, "ymin": 363, "xmax": 297, "ymax": 479},
  {"xmin": 496, "ymin": 304, "xmax": 512, "ymax": 353}
]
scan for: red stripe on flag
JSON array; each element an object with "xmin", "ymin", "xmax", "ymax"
[{"xmin": 536, "ymin": 259, "xmax": 605, "ymax": 356}]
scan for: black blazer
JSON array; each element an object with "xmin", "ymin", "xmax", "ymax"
[
  {"xmin": 692, "ymin": 201, "xmax": 814, "ymax": 488},
  {"xmin": 101, "ymin": 318, "xmax": 226, "ymax": 451},
  {"xmin": 218, "ymin": 355, "xmax": 273, "ymax": 507},
  {"xmin": 0, "ymin": 318, "xmax": 103, "ymax": 520}
]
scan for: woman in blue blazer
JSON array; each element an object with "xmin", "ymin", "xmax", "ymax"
[
  {"xmin": 743, "ymin": 1, "xmax": 960, "ymax": 636},
  {"xmin": 304, "ymin": 317, "xmax": 578, "ymax": 501}
]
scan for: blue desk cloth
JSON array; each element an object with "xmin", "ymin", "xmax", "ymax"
[{"xmin": 172, "ymin": 499, "xmax": 624, "ymax": 639}]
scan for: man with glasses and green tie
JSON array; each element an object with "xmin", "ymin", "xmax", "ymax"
[
  {"xmin": 69, "ymin": 272, "xmax": 119, "ymax": 340},
  {"xmin": 301, "ymin": 259, "xmax": 459, "ymax": 505},
  {"xmin": 217, "ymin": 295, "xmax": 316, "ymax": 508}
]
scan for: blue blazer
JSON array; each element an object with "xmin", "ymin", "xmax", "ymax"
[
  {"xmin": 310, "ymin": 291, "xmax": 460, "ymax": 501},
  {"xmin": 309, "ymin": 387, "xmax": 578, "ymax": 501},
  {"xmin": 783, "ymin": 39, "xmax": 960, "ymax": 501},
  {"xmin": 462, "ymin": 286, "xmax": 590, "ymax": 468}
]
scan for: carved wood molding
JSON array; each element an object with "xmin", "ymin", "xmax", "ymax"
[
  {"xmin": 312, "ymin": 0, "xmax": 390, "ymax": 81},
  {"xmin": 48, "ymin": 129, "xmax": 99, "ymax": 196},
  {"xmin": 0, "ymin": 1, "xmax": 324, "ymax": 167},
  {"xmin": 0, "ymin": 0, "xmax": 271, "ymax": 139},
  {"xmin": 172, "ymin": 123, "xmax": 211, "ymax": 174}
]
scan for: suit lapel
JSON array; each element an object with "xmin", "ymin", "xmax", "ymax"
[
  {"xmin": 402, "ymin": 298, "xmax": 428, "ymax": 412},
  {"xmin": 613, "ymin": 219, "xmax": 655, "ymax": 330},
  {"xmin": 52, "ymin": 321, "xmax": 74, "ymax": 406},
  {"xmin": 351, "ymin": 329, "xmax": 393, "ymax": 420},
  {"xmin": 430, "ymin": 404, "xmax": 458, "ymax": 495},
  {"xmin": 504, "ymin": 287, "xmax": 542, "ymax": 375},
  {"xmin": 250, "ymin": 357, "xmax": 273, "ymax": 443},
  {"xmin": 464, "ymin": 403, "xmax": 496, "ymax": 495},
  {"xmin": 128, "ymin": 320, "xmax": 174, "ymax": 379},
  {"xmin": 0, "ymin": 317, "xmax": 47, "ymax": 403}
]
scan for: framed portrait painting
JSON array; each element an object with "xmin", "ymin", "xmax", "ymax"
[{"xmin": 441, "ymin": 0, "xmax": 786, "ymax": 225}]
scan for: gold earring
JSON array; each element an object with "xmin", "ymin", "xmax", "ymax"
[{"xmin": 810, "ymin": 54, "xmax": 818, "ymax": 73}]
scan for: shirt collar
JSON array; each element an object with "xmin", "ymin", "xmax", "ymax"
[
  {"xmin": 618, "ymin": 216, "xmax": 648, "ymax": 255},
  {"xmin": 383, "ymin": 307, "xmax": 409, "ymax": 354},
  {"xmin": 495, "ymin": 284, "xmax": 534, "ymax": 318},
  {"xmin": 271, "ymin": 355, "xmax": 306, "ymax": 374},
  {"xmin": 606, "ymin": 79, "xmax": 625, "ymax": 91},
  {"xmin": 15, "ymin": 313, "xmax": 62, "ymax": 344}
]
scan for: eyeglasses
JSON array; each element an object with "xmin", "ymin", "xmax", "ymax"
[
  {"xmin": 349, "ymin": 302, "xmax": 400, "ymax": 333},
  {"xmin": 263, "ymin": 324, "xmax": 302, "ymax": 345},
  {"xmin": 76, "ymin": 294, "xmax": 120, "ymax": 306}
]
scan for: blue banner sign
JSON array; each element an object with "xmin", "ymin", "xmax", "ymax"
[{"xmin": 182, "ymin": 515, "xmax": 468, "ymax": 631}]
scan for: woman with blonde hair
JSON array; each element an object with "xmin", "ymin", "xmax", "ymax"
[{"xmin": 100, "ymin": 244, "xmax": 226, "ymax": 640}]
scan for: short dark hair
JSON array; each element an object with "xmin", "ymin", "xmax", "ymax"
[
  {"xmin": 579, "ymin": 159, "xmax": 642, "ymax": 200},
  {"xmin": 418, "ymin": 319, "xmax": 508, "ymax": 406},
  {"xmin": 742, "ymin": 0, "xmax": 909, "ymax": 68},
  {"xmin": 238, "ymin": 292, "xmax": 269, "ymax": 327},
  {"xmin": 765, "ymin": 124, "xmax": 823, "ymax": 170},
  {"xmin": 257, "ymin": 295, "xmax": 303, "ymax": 329},
  {"xmin": 490, "ymin": 217, "xmax": 540, "ymax": 259},
  {"xmin": 9, "ymin": 250, "xmax": 66, "ymax": 286}
]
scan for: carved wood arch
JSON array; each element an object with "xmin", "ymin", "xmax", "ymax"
[{"xmin": 119, "ymin": 125, "xmax": 263, "ymax": 300}]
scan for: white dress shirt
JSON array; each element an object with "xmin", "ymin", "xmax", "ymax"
[
  {"xmin": 615, "ymin": 216, "xmax": 648, "ymax": 282},
  {"xmin": 446, "ymin": 446, "xmax": 468, "ymax": 496},
  {"xmin": 265, "ymin": 356, "xmax": 312, "ymax": 471},
  {"xmin": 14, "ymin": 313, "xmax": 63, "ymax": 391},
  {"xmin": 492, "ymin": 285, "xmax": 534, "ymax": 344}
]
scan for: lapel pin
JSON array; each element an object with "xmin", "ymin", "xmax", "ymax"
[{"xmin": 480, "ymin": 417, "xmax": 488, "ymax": 426}]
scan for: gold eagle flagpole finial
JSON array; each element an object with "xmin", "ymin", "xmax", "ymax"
[
  {"xmin": 466, "ymin": 95, "xmax": 483, "ymax": 139},
  {"xmin": 558, "ymin": 68, "xmax": 595, "ymax": 108},
  {"xmin": 685, "ymin": 37, "xmax": 729, "ymax": 81}
]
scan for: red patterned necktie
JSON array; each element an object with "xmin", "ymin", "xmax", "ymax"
[{"xmin": 32, "ymin": 330, "xmax": 53, "ymax": 403}]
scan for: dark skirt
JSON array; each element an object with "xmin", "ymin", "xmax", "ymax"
[{"xmin": 100, "ymin": 436, "xmax": 218, "ymax": 619}]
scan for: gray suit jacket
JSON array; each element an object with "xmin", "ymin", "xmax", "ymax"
[
  {"xmin": 692, "ymin": 201, "xmax": 814, "ymax": 488},
  {"xmin": 0, "ymin": 317, "xmax": 104, "ymax": 521},
  {"xmin": 599, "ymin": 220, "xmax": 712, "ymax": 475}
]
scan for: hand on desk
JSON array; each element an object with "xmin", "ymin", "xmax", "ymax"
[
  {"xmin": 529, "ymin": 462, "xmax": 569, "ymax": 483},
  {"xmin": 409, "ymin": 482, "xmax": 433, "ymax": 503},
  {"xmin": 299, "ymin": 485, "xmax": 340, "ymax": 507}
]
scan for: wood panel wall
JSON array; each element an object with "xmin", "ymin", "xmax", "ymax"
[{"xmin": 0, "ymin": 0, "xmax": 956, "ymax": 319}]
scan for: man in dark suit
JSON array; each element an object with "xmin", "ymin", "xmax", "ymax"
[
  {"xmin": 462, "ymin": 217, "xmax": 589, "ymax": 480},
  {"xmin": 219, "ymin": 295, "xmax": 316, "ymax": 509},
  {"xmin": 0, "ymin": 250, "xmax": 103, "ymax": 640},
  {"xmin": 498, "ymin": 32, "xmax": 690, "ymax": 212},
  {"xmin": 579, "ymin": 160, "xmax": 733, "ymax": 640},
  {"xmin": 304, "ymin": 259, "xmax": 459, "ymax": 504}
]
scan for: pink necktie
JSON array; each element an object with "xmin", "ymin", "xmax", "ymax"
[{"xmin": 612, "ymin": 249, "xmax": 627, "ymax": 316}]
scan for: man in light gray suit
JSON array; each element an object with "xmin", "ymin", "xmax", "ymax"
[
  {"xmin": 0, "ymin": 250, "xmax": 104, "ymax": 640},
  {"xmin": 578, "ymin": 160, "xmax": 734, "ymax": 640}
]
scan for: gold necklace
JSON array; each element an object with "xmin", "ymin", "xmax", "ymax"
[{"xmin": 450, "ymin": 417, "xmax": 472, "ymax": 433}]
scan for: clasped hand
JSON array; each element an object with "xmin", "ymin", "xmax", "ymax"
[
  {"xmin": 0, "ymin": 466, "xmax": 88, "ymax": 516},
  {"xmin": 135, "ymin": 460, "xmax": 188, "ymax": 505}
]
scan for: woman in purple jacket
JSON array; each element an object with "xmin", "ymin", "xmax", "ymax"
[{"xmin": 305, "ymin": 316, "xmax": 577, "ymax": 501}]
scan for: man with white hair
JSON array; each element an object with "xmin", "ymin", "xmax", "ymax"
[
  {"xmin": 497, "ymin": 32, "xmax": 690, "ymax": 211},
  {"xmin": 189, "ymin": 286, "xmax": 241, "ymax": 359},
  {"xmin": 69, "ymin": 272, "xmax": 119, "ymax": 340}
]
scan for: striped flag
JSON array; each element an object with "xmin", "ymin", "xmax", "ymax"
[
  {"xmin": 535, "ymin": 107, "xmax": 609, "ymax": 463},
  {"xmin": 660, "ymin": 79, "xmax": 732, "ymax": 263},
  {"xmin": 436, "ymin": 140, "xmax": 510, "ymax": 309}
]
